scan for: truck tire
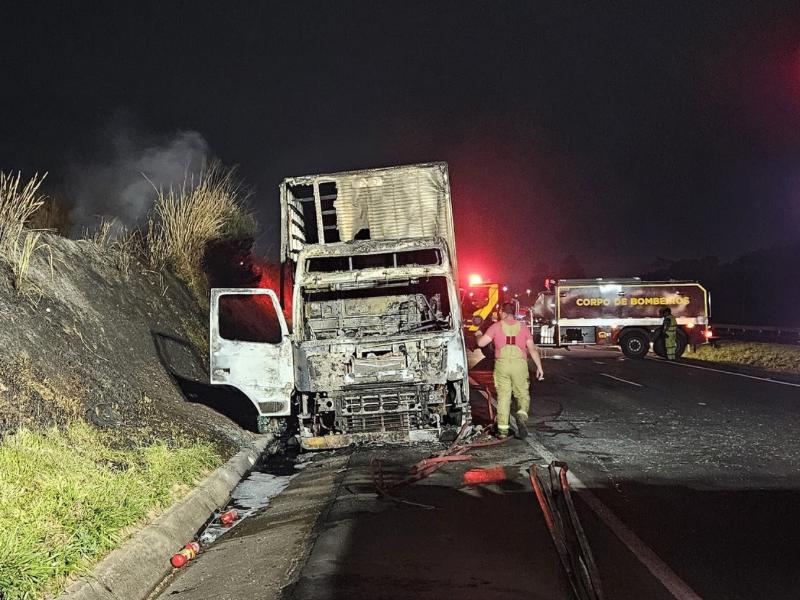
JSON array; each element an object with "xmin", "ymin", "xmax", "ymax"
[
  {"xmin": 653, "ymin": 330, "xmax": 688, "ymax": 359},
  {"xmin": 620, "ymin": 330, "xmax": 650, "ymax": 359}
]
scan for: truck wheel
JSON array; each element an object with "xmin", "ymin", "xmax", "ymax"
[
  {"xmin": 674, "ymin": 330, "xmax": 688, "ymax": 358},
  {"xmin": 653, "ymin": 336, "xmax": 666, "ymax": 358},
  {"xmin": 620, "ymin": 331, "xmax": 650, "ymax": 359},
  {"xmin": 653, "ymin": 330, "xmax": 688, "ymax": 359}
]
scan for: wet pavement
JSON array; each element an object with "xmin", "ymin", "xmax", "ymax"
[
  {"xmin": 153, "ymin": 346, "xmax": 800, "ymax": 599},
  {"xmin": 197, "ymin": 448, "xmax": 298, "ymax": 546},
  {"xmin": 284, "ymin": 441, "xmax": 571, "ymax": 600},
  {"xmin": 152, "ymin": 428, "xmax": 572, "ymax": 600},
  {"xmin": 527, "ymin": 347, "xmax": 800, "ymax": 600}
]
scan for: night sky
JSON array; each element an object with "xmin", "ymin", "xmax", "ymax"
[{"xmin": 2, "ymin": 2, "xmax": 799, "ymax": 290}]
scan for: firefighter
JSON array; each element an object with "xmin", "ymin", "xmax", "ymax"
[
  {"xmin": 475, "ymin": 302, "xmax": 544, "ymax": 439},
  {"xmin": 660, "ymin": 307, "xmax": 679, "ymax": 360}
]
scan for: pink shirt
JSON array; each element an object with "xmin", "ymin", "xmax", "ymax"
[{"xmin": 485, "ymin": 319, "xmax": 532, "ymax": 359}]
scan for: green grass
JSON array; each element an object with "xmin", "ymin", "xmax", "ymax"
[
  {"xmin": 0, "ymin": 422, "xmax": 222, "ymax": 600},
  {"xmin": 688, "ymin": 341, "xmax": 800, "ymax": 375}
]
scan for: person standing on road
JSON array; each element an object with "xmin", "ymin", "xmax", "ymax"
[
  {"xmin": 660, "ymin": 307, "xmax": 679, "ymax": 360},
  {"xmin": 475, "ymin": 302, "xmax": 544, "ymax": 439}
]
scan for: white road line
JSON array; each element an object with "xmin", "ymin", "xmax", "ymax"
[
  {"xmin": 559, "ymin": 375, "xmax": 580, "ymax": 385},
  {"xmin": 652, "ymin": 359, "xmax": 800, "ymax": 388},
  {"xmin": 525, "ymin": 438, "xmax": 703, "ymax": 600},
  {"xmin": 600, "ymin": 373, "xmax": 643, "ymax": 387}
]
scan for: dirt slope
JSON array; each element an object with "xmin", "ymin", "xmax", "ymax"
[{"xmin": 0, "ymin": 233, "xmax": 253, "ymax": 453}]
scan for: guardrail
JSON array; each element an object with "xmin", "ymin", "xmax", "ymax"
[{"xmin": 712, "ymin": 323, "xmax": 800, "ymax": 344}]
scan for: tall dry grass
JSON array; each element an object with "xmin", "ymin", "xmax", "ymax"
[
  {"xmin": 82, "ymin": 217, "xmax": 144, "ymax": 276},
  {"xmin": 0, "ymin": 171, "xmax": 49, "ymax": 295},
  {"xmin": 88, "ymin": 216, "xmax": 117, "ymax": 247},
  {"xmin": 0, "ymin": 171, "xmax": 46, "ymax": 253},
  {"xmin": 146, "ymin": 162, "xmax": 255, "ymax": 299}
]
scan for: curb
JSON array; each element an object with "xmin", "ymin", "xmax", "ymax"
[{"xmin": 57, "ymin": 434, "xmax": 276, "ymax": 600}]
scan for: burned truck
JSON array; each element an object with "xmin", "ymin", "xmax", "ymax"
[
  {"xmin": 210, "ymin": 163, "xmax": 469, "ymax": 448},
  {"xmin": 530, "ymin": 278, "xmax": 711, "ymax": 359}
]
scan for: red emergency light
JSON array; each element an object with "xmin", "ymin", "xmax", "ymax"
[{"xmin": 468, "ymin": 273, "xmax": 483, "ymax": 286}]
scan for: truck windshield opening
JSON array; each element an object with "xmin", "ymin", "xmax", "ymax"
[
  {"xmin": 306, "ymin": 249, "xmax": 441, "ymax": 273},
  {"xmin": 301, "ymin": 276, "xmax": 452, "ymax": 340}
]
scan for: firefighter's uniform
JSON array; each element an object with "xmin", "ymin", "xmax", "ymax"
[
  {"xmin": 663, "ymin": 313, "xmax": 678, "ymax": 360},
  {"xmin": 485, "ymin": 319, "xmax": 532, "ymax": 436}
]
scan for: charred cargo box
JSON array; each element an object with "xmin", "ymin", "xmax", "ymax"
[
  {"xmin": 210, "ymin": 163, "xmax": 469, "ymax": 448},
  {"xmin": 531, "ymin": 278, "xmax": 711, "ymax": 358}
]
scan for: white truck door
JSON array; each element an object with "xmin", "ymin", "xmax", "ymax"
[{"xmin": 209, "ymin": 288, "xmax": 293, "ymax": 416}]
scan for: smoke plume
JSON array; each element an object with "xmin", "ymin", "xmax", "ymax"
[{"xmin": 67, "ymin": 124, "xmax": 209, "ymax": 234}]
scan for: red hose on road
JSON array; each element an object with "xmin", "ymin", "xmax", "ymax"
[
  {"xmin": 529, "ymin": 462, "xmax": 604, "ymax": 600},
  {"xmin": 370, "ymin": 379, "xmax": 513, "ymax": 502}
]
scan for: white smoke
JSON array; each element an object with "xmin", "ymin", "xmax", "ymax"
[{"xmin": 67, "ymin": 125, "xmax": 209, "ymax": 235}]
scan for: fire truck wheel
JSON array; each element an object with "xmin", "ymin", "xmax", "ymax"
[
  {"xmin": 653, "ymin": 330, "xmax": 688, "ymax": 359},
  {"xmin": 675, "ymin": 330, "xmax": 688, "ymax": 358},
  {"xmin": 620, "ymin": 330, "xmax": 650, "ymax": 358}
]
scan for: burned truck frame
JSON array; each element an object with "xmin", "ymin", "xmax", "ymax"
[{"xmin": 210, "ymin": 163, "xmax": 469, "ymax": 448}]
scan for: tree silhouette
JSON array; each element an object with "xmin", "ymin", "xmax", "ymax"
[
  {"xmin": 528, "ymin": 261, "xmax": 552, "ymax": 292},
  {"xmin": 644, "ymin": 243, "xmax": 799, "ymax": 326},
  {"xmin": 558, "ymin": 254, "xmax": 586, "ymax": 279}
]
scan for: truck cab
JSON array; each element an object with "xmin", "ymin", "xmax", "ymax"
[
  {"xmin": 209, "ymin": 163, "xmax": 469, "ymax": 448},
  {"xmin": 291, "ymin": 237, "xmax": 468, "ymax": 447}
]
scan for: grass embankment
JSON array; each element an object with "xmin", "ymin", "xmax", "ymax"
[
  {"xmin": 0, "ymin": 163, "xmax": 253, "ymax": 599},
  {"xmin": 0, "ymin": 423, "xmax": 221, "ymax": 600},
  {"xmin": 689, "ymin": 341, "xmax": 800, "ymax": 376}
]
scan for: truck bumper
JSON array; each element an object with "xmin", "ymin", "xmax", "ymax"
[{"xmin": 300, "ymin": 428, "xmax": 440, "ymax": 450}]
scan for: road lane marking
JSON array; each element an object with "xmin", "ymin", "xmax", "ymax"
[
  {"xmin": 653, "ymin": 359, "xmax": 800, "ymax": 388},
  {"xmin": 559, "ymin": 375, "xmax": 579, "ymax": 385},
  {"xmin": 525, "ymin": 438, "xmax": 703, "ymax": 600},
  {"xmin": 600, "ymin": 373, "xmax": 643, "ymax": 387}
]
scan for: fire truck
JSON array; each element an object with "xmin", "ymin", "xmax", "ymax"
[
  {"xmin": 462, "ymin": 275, "xmax": 500, "ymax": 333},
  {"xmin": 530, "ymin": 278, "xmax": 712, "ymax": 358}
]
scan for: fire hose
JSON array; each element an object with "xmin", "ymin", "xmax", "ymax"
[
  {"xmin": 530, "ymin": 461, "xmax": 604, "ymax": 600},
  {"xmin": 471, "ymin": 373, "xmax": 603, "ymax": 598},
  {"xmin": 370, "ymin": 421, "xmax": 512, "ymax": 508}
]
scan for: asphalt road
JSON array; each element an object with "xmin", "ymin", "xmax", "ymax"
[
  {"xmin": 155, "ymin": 347, "xmax": 800, "ymax": 600},
  {"xmin": 506, "ymin": 347, "xmax": 800, "ymax": 600}
]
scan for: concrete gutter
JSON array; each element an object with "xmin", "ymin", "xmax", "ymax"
[{"xmin": 57, "ymin": 434, "xmax": 276, "ymax": 600}]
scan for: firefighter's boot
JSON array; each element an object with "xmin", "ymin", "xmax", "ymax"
[{"xmin": 515, "ymin": 411, "xmax": 529, "ymax": 439}]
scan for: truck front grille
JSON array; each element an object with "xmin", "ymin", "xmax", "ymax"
[
  {"xmin": 331, "ymin": 385, "xmax": 443, "ymax": 434},
  {"xmin": 345, "ymin": 413, "xmax": 410, "ymax": 433},
  {"xmin": 341, "ymin": 387, "xmax": 417, "ymax": 414}
]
